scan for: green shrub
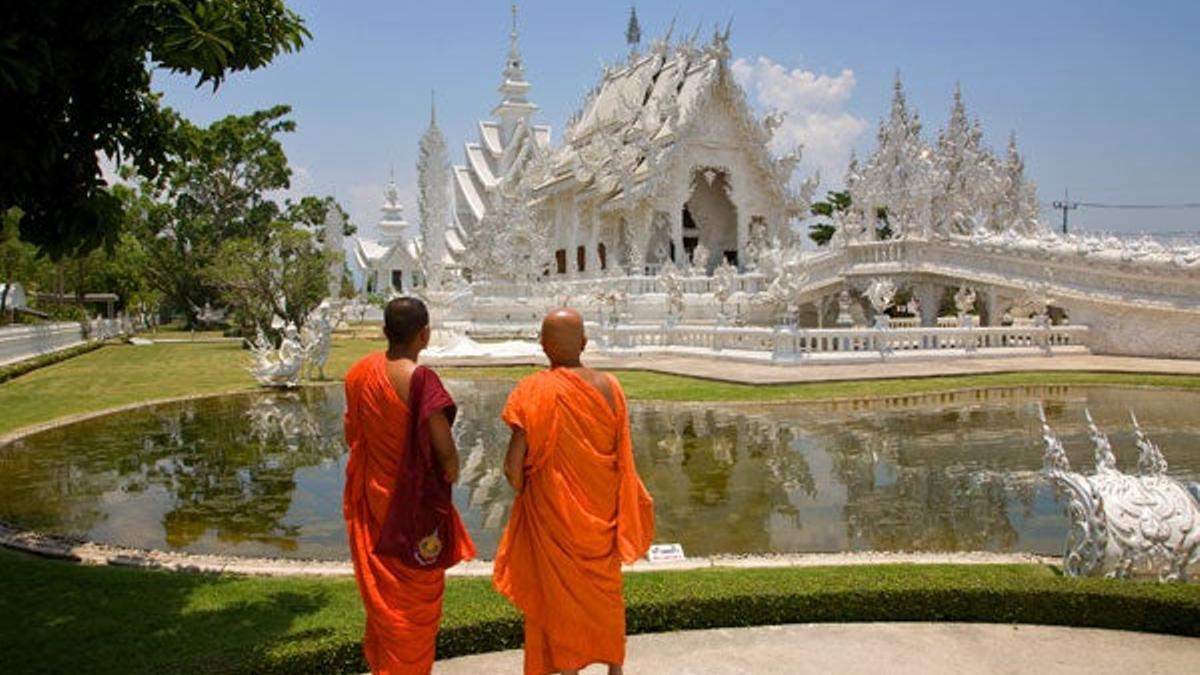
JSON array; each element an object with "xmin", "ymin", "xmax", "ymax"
[
  {"xmin": 0, "ymin": 340, "xmax": 103, "ymax": 384},
  {"xmin": 4, "ymin": 551, "xmax": 1200, "ymax": 675}
]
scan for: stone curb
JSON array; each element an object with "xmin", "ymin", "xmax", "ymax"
[{"xmin": 0, "ymin": 522, "xmax": 1058, "ymax": 577}]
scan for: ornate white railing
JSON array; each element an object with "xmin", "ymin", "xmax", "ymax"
[{"xmin": 591, "ymin": 323, "xmax": 1088, "ymax": 360}]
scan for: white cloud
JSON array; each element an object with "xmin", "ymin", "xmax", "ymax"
[{"xmin": 732, "ymin": 57, "xmax": 867, "ymax": 188}]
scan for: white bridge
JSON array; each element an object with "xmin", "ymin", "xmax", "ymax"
[{"xmin": 451, "ymin": 234, "xmax": 1200, "ymax": 361}]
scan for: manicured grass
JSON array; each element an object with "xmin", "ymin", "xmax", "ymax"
[
  {"xmin": 2, "ymin": 549, "xmax": 1198, "ymax": 675},
  {"xmin": 610, "ymin": 369, "xmax": 1200, "ymax": 402},
  {"xmin": 3, "ymin": 339, "xmax": 1200, "ymax": 437}
]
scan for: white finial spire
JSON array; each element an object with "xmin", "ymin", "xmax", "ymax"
[
  {"xmin": 626, "ymin": 5, "xmax": 642, "ymax": 55},
  {"xmin": 493, "ymin": 2, "xmax": 538, "ymax": 143},
  {"xmin": 430, "ymin": 89, "xmax": 436, "ymax": 126},
  {"xmin": 505, "ymin": 3, "xmax": 523, "ymax": 82}
]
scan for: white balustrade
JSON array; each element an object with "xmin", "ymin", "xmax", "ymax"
[{"xmin": 591, "ymin": 322, "xmax": 1088, "ymax": 362}]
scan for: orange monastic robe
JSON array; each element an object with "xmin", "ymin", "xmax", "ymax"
[
  {"xmin": 494, "ymin": 368, "xmax": 655, "ymax": 675},
  {"xmin": 343, "ymin": 352, "xmax": 476, "ymax": 675}
]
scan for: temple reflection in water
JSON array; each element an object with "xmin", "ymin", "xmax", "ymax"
[{"xmin": 1, "ymin": 381, "xmax": 1199, "ymax": 560}]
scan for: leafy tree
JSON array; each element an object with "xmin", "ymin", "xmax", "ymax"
[
  {"xmin": 0, "ymin": 0, "xmax": 309, "ymax": 260},
  {"xmin": 128, "ymin": 105, "xmax": 295, "ymax": 322},
  {"xmin": 809, "ymin": 190, "xmax": 893, "ymax": 245},
  {"xmin": 808, "ymin": 190, "xmax": 852, "ymax": 246},
  {"xmin": 204, "ymin": 221, "xmax": 334, "ymax": 332}
]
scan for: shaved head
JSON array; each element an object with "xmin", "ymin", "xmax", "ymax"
[{"xmin": 540, "ymin": 308, "xmax": 587, "ymax": 366}]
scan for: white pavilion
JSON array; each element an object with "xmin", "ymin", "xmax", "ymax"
[{"xmin": 349, "ymin": 175, "xmax": 421, "ymax": 295}]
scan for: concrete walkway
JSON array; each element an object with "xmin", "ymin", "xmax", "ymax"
[
  {"xmin": 424, "ymin": 352, "xmax": 1200, "ymax": 385},
  {"xmin": 433, "ymin": 623, "xmax": 1200, "ymax": 674}
]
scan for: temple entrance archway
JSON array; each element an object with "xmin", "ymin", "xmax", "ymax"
[{"xmin": 683, "ymin": 168, "xmax": 738, "ymax": 273}]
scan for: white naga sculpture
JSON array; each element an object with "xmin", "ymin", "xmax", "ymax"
[
  {"xmin": 865, "ymin": 279, "xmax": 897, "ymax": 330},
  {"xmin": 248, "ymin": 323, "xmax": 304, "ymax": 388},
  {"xmin": 1038, "ymin": 404, "xmax": 1200, "ymax": 581}
]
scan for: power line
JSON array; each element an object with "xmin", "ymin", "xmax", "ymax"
[{"xmin": 1076, "ymin": 202, "xmax": 1200, "ymax": 210}]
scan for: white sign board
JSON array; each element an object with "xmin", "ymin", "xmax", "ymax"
[{"xmin": 647, "ymin": 543, "xmax": 686, "ymax": 563}]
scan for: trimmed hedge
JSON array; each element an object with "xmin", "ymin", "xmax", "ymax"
[
  {"xmin": 241, "ymin": 565, "xmax": 1200, "ymax": 675},
  {"xmin": 3, "ymin": 548, "xmax": 1200, "ymax": 675},
  {"xmin": 0, "ymin": 339, "xmax": 104, "ymax": 384}
]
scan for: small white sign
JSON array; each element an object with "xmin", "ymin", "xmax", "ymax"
[{"xmin": 647, "ymin": 543, "xmax": 686, "ymax": 563}]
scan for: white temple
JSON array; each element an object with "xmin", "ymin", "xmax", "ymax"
[
  {"xmin": 350, "ymin": 171, "xmax": 421, "ymax": 295},
  {"xmin": 392, "ymin": 6, "xmax": 1200, "ymax": 360}
]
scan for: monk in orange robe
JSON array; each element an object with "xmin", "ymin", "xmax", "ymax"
[
  {"xmin": 343, "ymin": 297, "xmax": 476, "ymax": 674},
  {"xmin": 494, "ymin": 308, "xmax": 655, "ymax": 675}
]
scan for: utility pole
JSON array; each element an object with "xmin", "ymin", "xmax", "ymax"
[{"xmin": 1052, "ymin": 189, "xmax": 1078, "ymax": 235}]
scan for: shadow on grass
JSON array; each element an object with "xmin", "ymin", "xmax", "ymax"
[{"xmin": 0, "ymin": 550, "xmax": 364, "ymax": 675}]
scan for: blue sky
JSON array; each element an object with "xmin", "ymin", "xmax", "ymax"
[{"xmin": 154, "ymin": 0, "xmax": 1200, "ymax": 239}]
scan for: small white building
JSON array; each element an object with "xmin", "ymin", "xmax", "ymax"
[
  {"xmin": 0, "ymin": 282, "xmax": 27, "ymax": 311},
  {"xmin": 350, "ymin": 178, "xmax": 422, "ymax": 295}
]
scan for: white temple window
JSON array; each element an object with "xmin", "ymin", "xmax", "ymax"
[
  {"xmin": 391, "ymin": 269, "xmax": 405, "ymax": 292},
  {"xmin": 598, "ymin": 243, "xmax": 608, "ymax": 271},
  {"xmin": 576, "ymin": 246, "xmax": 586, "ymax": 273},
  {"xmin": 555, "ymin": 249, "xmax": 567, "ymax": 275}
]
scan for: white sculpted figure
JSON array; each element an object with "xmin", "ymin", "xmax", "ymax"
[
  {"xmin": 659, "ymin": 260, "xmax": 685, "ymax": 325},
  {"xmin": 1038, "ymin": 405, "xmax": 1200, "ymax": 581},
  {"xmin": 954, "ymin": 286, "xmax": 977, "ymax": 328},
  {"xmin": 864, "ymin": 278, "xmax": 897, "ymax": 330},
  {"xmin": 589, "ymin": 284, "xmax": 627, "ymax": 327},
  {"xmin": 300, "ymin": 302, "xmax": 334, "ymax": 380},
  {"xmin": 713, "ymin": 258, "xmax": 736, "ymax": 322},
  {"xmin": 835, "ymin": 289, "xmax": 854, "ymax": 327},
  {"xmin": 689, "ymin": 242, "xmax": 711, "ymax": 275},
  {"xmin": 248, "ymin": 323, "xmax": 304, "ymax": 388},
  {"xmin": 754, "ymin": 256, "xmax": 806, "ymax": 327}
]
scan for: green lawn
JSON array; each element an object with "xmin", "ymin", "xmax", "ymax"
[
  {"xmin": 3, "ymin": 340, "xmax": 1200, "ymax": 436},
  {"xmin": 2, "ymin": 549, "xmax": 1198, "ymax": 675}
]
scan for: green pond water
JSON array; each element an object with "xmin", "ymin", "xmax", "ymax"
[{"xmin": 1, "ymin": 382, "xmax": 1198, "ymax": 561}]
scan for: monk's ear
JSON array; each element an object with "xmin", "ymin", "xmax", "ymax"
[
  {"xmin": 580, "ymin": 334, "xmax": 588, "ymax": 353},
  {"xmin": 419, "ymin": 325, "xmax": 431, "ymax": 348}
]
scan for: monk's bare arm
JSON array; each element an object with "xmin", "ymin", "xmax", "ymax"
[
  {"xmin": 504, "ymin": 427, "xmax": 527, "ymax": 493},
  {"xmin": 427, "ymin": 411, "xmax": 460, "ymax": 483}
]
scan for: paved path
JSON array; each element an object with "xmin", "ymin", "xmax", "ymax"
[
  {"xmin": 426, "ymin": 352, "xmax": 1200, "ymax": 385},
  {"xmin": 433, "ymin": 623, "xmax": 1200, "ymax": 674}
]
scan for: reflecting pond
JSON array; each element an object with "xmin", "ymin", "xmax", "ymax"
[{"xmin": 2, "ymin": 382, "xmax": 1199, "ymax": 560}]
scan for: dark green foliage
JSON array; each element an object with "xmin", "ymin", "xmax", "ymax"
[
  {"xmin": 808, "ymin": 191, "xmax": 894, "ymax": 245},
  {"xmin": 0, "ymin": 1, "xmax": 309, "ymax": 259},
  {"xmin": 3, "ymin": 549, "xmax": 1199, "ymax": 675}
]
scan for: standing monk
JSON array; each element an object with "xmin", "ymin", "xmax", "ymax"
[
  {"xmin": 343, "ymin": 297, "xmax": 476, "ymax": 674},
  {"xmin": 494, "ymin": 308, "xmax": 655, "ymax": 675}
]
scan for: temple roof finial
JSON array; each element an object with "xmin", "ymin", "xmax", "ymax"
[
  {"xmin": 504, "ymin": 3, "xmax": 525, "ymax": 82},
  {"xmin": 430, "ymin": 89, "xmax": 437, "ymax": 126},
  {"xmin": 626, "ymin": 5, "xmax": 642, "ymax": 49}
]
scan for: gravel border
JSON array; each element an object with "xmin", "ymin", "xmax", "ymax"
[{"xmin": 0, "ymin": 521, "xmax": 1057, "ymax": 577}]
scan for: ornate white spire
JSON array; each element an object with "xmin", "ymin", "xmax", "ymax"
[
  {"xmin": 931, "ymin": 83, "xmax": 1000, "ymax": 236},
  {"xmin": 995, "ymin": 131, "xmax": 1040, "ymax": 235},
  {"xmin": 493, "ymin": 3, "xmax": 538, "ymax": 144},
  {"xmin": 379, "ymin": 165, "xmax": 408, "ymax": 240},
  {"xmin": 851, "ymin": 72, "xmax": 933, "ymax": 239},
  {"xmin": 418, "ymin": 90, "xmax": 451, "ymax": 288},
  {"xmin": 626, "ymin": 5, "xmax": 642, "ymax": 56}
]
